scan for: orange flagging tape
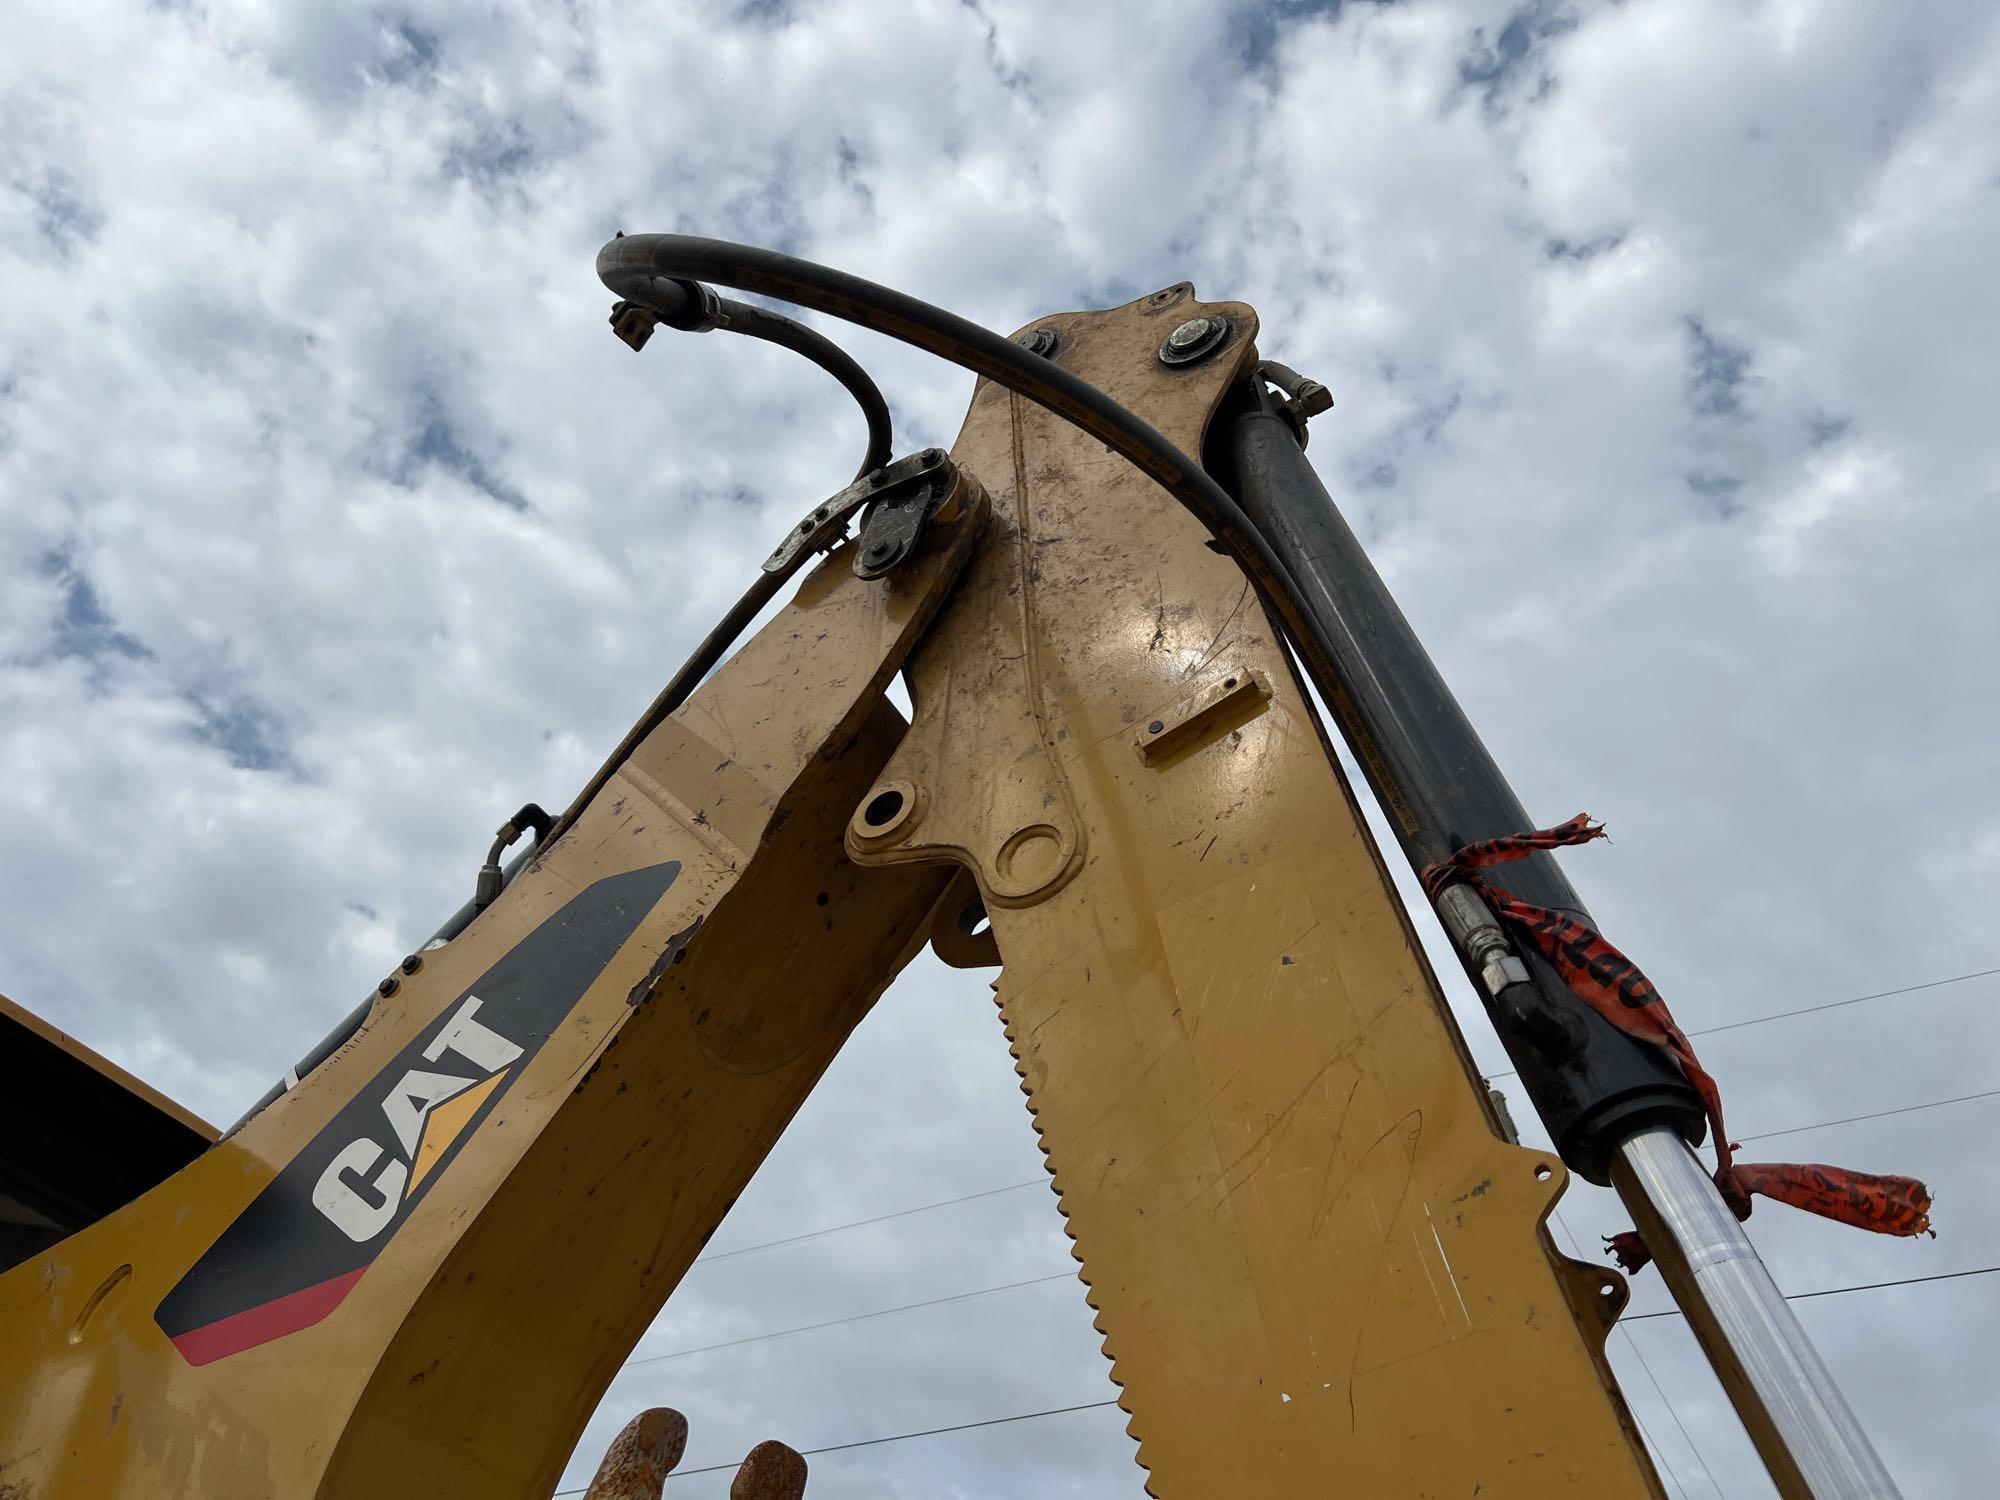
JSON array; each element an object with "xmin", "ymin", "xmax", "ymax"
[{"xmin": 1421, "ymin": 815, "xmax": 1934, "ymax": 1276}]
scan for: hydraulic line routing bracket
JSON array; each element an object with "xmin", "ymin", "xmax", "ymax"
[
  {"xmin": 760, "ymin": 448, "xmax": 961, "ymax": 578},
  {"xmin": 851, "ymin": 448, "xmax": 964, "ymax": 579}
]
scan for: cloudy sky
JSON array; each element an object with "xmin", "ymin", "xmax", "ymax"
[{"xmin": 5, "ymin": 0, "xmax": 1997, "ymax": 1494}]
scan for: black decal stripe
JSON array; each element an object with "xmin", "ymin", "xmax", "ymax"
[{"xmin": 155, "ymin": 861, "xmax": 681, "ymax": 1349}]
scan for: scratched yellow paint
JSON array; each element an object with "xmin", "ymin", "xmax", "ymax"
[
  {"xmin": 852, "ymin": 286, "xmax": 1664, "ymax": 1496},
  {"xmin": 0, "ymin": 281, "xmax": 1657, "ymax": 1499}
]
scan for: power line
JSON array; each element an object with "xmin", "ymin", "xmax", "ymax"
[
  {"xmin": 620, "ymin": 1272, "xmax": 1076, "ymax": 1371},
  {"xmin": 692, "ymin": 1179, "xmax": 1043, "ymax": 1267},
  {"xmin": 578, "ymin": 1254, "xmax": 1999, "ymax": 1490},
  {"xmin": 664, "ymin": 1397, "xmax": 1123, "ymax": 1483},
  {"xmin": 575, "ymin": 1058, "xmax": 1991, "ymax": 1485},
  {"xmin": 1556, "ymin": 1209, "xmax": 1719, "ymax": 1498},
  {"xmin": 1627, "ymin": 1404, "xmax": 1692, "ymax": 1500},
  {"xmin": 1736, "ymin": 1088, "xmax": 2000, "ymax": 1145},
  {"xmin": 1484, "ymin": 965, "xmax": 1999, "ymax": 1082},
  {"xmin": 1684, "ymin": 966, "xmax": 2000, "ymax": 1040},
  {"xmin": 677, "ymin": 974, "xmax": 1997, "ymax": 1273},
  {"xmin": 688, "ymin": 1086, "xmax": 1994, "ymax": 1281},
  {"xmin": 1621, "ymin": 1327, "xmax": 1724, "ymax": 1498},
  {"xmin": 1623, "ymin": 1264, "xmax": 2000, "ymax": 1322},
  {"xmin": 571, "ymin": 1265, "xmax": 2000, "ymax": 1491},
  {"xmin": 625, "ymin": 1089, "xmax": 1988, "ymax": 1375},
  {"xmin": 553, "ymin": 1398, "xmax": 1123, "ymax": 1494}
]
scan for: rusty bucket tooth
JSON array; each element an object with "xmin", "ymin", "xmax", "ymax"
[
  {"xmin": 730, "ymin": 1439, "xmax": 808, "ymax": 1499},
  {"xmin": 581, "ymin": 1407, "xmax": 689, "ymax": 1499}
]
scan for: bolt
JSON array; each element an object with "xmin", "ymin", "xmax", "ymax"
[
  {"xmin": 864, "ymin": 540, "xmax": 893, "ymax": 562},
  {"xmin": 377, "ymin": 975, "xmax": 400, "ymax": 998},
  {"xmin": 1147, "ymin": 719, "xmax": 1165, "ymax": 735},
  {"xmin": 1158, "ymin": 314, "xmax": 1230, "ymax": 366},
  {"xmin": 1016, "ymin": 327, "xmax": 1059, "ymax": 358},
  {"xmin": 400, "ymin": 954, "xmax": 423, "ymax": 975}
]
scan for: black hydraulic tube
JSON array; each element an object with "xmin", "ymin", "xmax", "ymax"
[
  {"xmin": 612, "ymin": 268, "xmax": 895, "ymax": 480},
  {"xmin": 1223, "ymin": 384, "xmax": 1701, "ymax": 1180},
  {"xmin": 596, "ymin": 235, "xmax": 1306, "ymax": 625},
  {"xmin": 713, "ymin": 297, "xmax": 893, "ymax": 480}
]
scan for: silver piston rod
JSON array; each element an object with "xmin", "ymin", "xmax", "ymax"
[{"xmin": 1613, "ymin": 1127, "xmax": 1901, "ymax": 1497}]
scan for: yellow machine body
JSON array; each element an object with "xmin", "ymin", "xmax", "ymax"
[{"xmin": 0, "ymin": 289, "xmax": 1661, "ymax": 1497}]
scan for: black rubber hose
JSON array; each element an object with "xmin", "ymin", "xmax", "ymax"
[
  {"xmin": 540, "ymin": 269, "xmax": 897, "ymax": 850},
  {"xmin": 603, "ymin": 245, "xmax": 1329, "ymax": 668},
  {"xmin": 555, "ymin": 226, "xmax": 1307, "ymax": 859},
  {"xmin": 713, "ymin": 297, "xmax": 893, "ymax": 480},
  {"xmin": 599, "ymin": 237, "xmax": 1250, "ymax": 531},
  {"xmin": 611, "ymin": 267, "xmax": 894, "ymax": 482},
  {"xmin": 596, "ymin": 235, "xmax": 1384, "ymax": 817}
]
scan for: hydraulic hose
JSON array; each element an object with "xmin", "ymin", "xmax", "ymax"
[
  {"xmin": 570, "ymin": 233, "xmax": 1342, "ymax": 865},
  {"xmin": 595, "ymin": 235, "xmax": 1359, "ymax": 770},
  {"xmin": 712, "ymin": 297, "xmax": 893, "ymax": 480},
  {"xmin": 542, "ymin": 263, "xmax": 902, "ymax": 850},
  {"xmin": 610, "ymin": 265, "xmax": 894, "ymax": 481}
]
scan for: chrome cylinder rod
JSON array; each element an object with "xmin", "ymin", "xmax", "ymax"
[{"xmin": 1612, "ymin": 1125, "xmax": 1903, "ymax": 1498}]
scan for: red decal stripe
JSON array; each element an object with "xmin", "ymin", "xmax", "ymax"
[{"xmin": 168, "ymin": 1266, "xmax": 367, "ymax": 1366}]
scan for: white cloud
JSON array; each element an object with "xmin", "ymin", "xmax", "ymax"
[{"xmin": 4, "ymin": 1, "xmax": 1997, "ymax": 1495}]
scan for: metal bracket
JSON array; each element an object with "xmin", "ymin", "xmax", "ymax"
[
  {"xmin": 1133, "ymin": 666, "xmax": 1271, "ymax": 765},
  {"xmin": 852, "ymin": 448, "xmax": 961, "ymax": 579},
  {"xmin": 761, "ymin": 447, "xmax": 966, "ymax": 578}
]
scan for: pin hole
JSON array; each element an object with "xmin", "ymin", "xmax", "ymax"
[{"xmin": 863, "ymin": 789, "xmax": 906, "ymax": 828}]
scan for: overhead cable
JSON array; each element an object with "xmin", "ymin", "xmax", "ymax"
[
  {"xmin": 693, "ymin": 1085, "xmax": 1995, "ymax": 1272},
  {"xmin": 620, "ymin": 1273, "xmax": 1076, "ymax": 1371},
  {"xmin": 1484, "ymin": 966, "xmax": 2000, "ymax": 1082},
  {"xmin": 693, "ymin": 1180, "xmax": 1044, "ymax": 1268},
  {"xmin": 551, "ymin": 1398, "xmax": 1123, "ymax": 1494},
  {"xmin": 564, "ymin": 1264, "xmax": 1996, "ymax": 1491},
  {"xmin": 1623, "ymin": 1264, "xmax": 2000, "ymax": 1322}
]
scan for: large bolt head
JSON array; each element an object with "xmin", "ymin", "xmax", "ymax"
[{"xmin": 1158, "ymin": 313, "xmax": 1230, "ymax": 365}]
